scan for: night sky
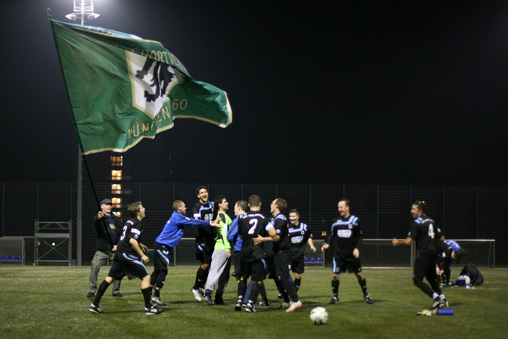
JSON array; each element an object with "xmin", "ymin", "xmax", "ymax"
[{"xmin": 1, "ymin": 0, "xmax": 507, "ymax": 185}]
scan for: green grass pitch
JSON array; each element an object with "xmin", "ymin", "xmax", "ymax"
[{"xmin": 0, "ymin": 266, "xmax": 507, "ymax": 338}]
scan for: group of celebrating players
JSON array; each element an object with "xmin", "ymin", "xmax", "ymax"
[{"xmin": 88, "ymin": 186, "xmax": 459, "ymax": 316}]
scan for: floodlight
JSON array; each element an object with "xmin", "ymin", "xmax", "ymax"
[{"xmin": 65, "ymin": 0, "xmax": 100, "ymax": 25}]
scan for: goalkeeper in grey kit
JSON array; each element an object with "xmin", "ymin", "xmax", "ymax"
[{"xmin": 321, "ymin": 199, "xmax": 373, "ymax": 304}]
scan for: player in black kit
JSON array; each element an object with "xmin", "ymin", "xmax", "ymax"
[
  {"xmin": 191, "ymin": 186, "xmax": 217, "ymax": 301},
  {"xmin": 393, "ymin": 201, "xmax": 448, "ymax": 315},
  {"xmin": 321, "ymin": 199, "xmax": 373, "ymax": 305},
  {"xmin": 288, "ymin": 209, "xmax": 316, "ymax": 292},
  {"xmin": 89, "ymin": 202, "xmax": 163, "ymax": 315},
  {"xmin": 235, "ymin": 195, "xmax": 278, "ymax": 313},
  {"xmin": 254, "ymin": 198, "xmax": 302, "ymax": 312}
]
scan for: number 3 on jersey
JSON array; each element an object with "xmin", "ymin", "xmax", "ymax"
[
  {"xmin": 119, "ymin": 225, "xmax": 128, "ymax": 241},
  {"xmin": 248, "ymin": 219, "xmax": 258, "ymax": 234}
]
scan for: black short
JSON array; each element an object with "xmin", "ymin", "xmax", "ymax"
[
  {"xmin": 240, "ymin": 260, "xmax": 266, "ymax": 281},
  {"xmin": 332, "ymin": 255, "xmax": 362, "ymax": 274},
  {"xmin": 232, "ymin": 252, "xmax": 241, "ymax": 277},
  {"xmin": 153, "ymin": 242, "xmax": 173, "ymax": 271},
  {"xmin": 413, "ymin": 255, "xmax": 437, "ymax": 281},
  {"xmin": 195, "ymin": 236, "xmax": 214, "ymax": 264},
  {"xmin": 274, "ymin": 251, "xmax": 292, "ymax": 281},
  {"xmin": 291, "ymin": 258, "xmax": 305, "ymax": 274},
  {"xmin": 107, "ymin": 252, "xmax": 149, "ymax": 280}
]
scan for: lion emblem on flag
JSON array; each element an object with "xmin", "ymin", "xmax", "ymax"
[{"xmin": 127, "ymin": 51, "xmax": 180, "ymax": 118}]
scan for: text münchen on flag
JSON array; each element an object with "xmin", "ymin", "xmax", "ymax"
[{"xmin": 51, "ymin": 19, "xmax": 232, "ymax": 154}]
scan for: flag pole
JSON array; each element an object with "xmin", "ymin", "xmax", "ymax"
[
  {"xmin": 77, "ymin": 146, "xmax": 83, "ymax": 266},
  {"xmin": 49, "ymin": 4, "xmax": 102, "ymax": 266}
]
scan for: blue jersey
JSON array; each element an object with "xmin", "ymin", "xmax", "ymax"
[
  {"xmin": 440, "ymin": 239, "xmax": 462, "ymax": 265},
  {"xmin": 227, "ymin": 214, "xmax": 245, "ymax": 252},
  {"xmin": 156, "ymin": 211, "xmax": 211, "ymax": 248},
  {"xmin": 444, "ymin": 239, "xmax": 461, "ymax": 252}
]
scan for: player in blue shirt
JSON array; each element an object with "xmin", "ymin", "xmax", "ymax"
[
  {"xmin": 227, "ymin": 201, "xmax": 247, "ymax": 282},
  {"xmin": 150, "ymin": 200, "xmax": 220, "ymax": 306}
]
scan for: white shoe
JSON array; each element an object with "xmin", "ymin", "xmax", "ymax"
[
  {"xmin": 286, "ymin": 300, "xmax": 302, "ymax": 312},
  {"xmin": 145, "ymin": 305, "xmax": 164, "ymax": 315},
  {"xmin": 192, "ymin": 288, "xmax": 202, "ymax": 302},
  {"xmin": 279, "ymin": 302, "xmax": 290, "ymax": 310},
  {"xmin": 151, "ymin": 295, "xmax": 167, "ymax": 306}
]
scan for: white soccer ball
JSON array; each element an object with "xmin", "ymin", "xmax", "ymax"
[{"xmin": 310, "ymin": 307, "xmax": 328, "ymax": 325}]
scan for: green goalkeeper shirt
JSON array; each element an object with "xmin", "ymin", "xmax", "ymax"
[{"xmin": 214, "ymin": 212, "xmax": 232, "ymax": 251}]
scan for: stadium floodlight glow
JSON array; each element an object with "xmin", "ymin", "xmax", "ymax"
[
  {"xmin": 65, "ymin": 13, "xmax": 77, "ymax": 21},
  {"xmin": 65, "ymin": 0, "xmax": 100, "ymax": 25}
]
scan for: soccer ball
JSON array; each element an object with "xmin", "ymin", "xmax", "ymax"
[{"xmin": 310, "ymin": 307, "xmax": 328, "ymax": 325}]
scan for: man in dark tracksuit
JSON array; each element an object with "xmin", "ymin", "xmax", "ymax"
[{"xmin": 87, "ymin": 198, "xmax": 123, "ymax": 298}]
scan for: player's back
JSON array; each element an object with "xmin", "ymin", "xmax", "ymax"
[
  {"xmin": 444, "ymin": 239, "xmax": 461, "ymax": 251},
  {"xmin": 272, "ymin": 214, "xmax": 290, "ymax": 254},
  {"xmin": 413, "ymin": 215, "xmax": 442, "ymax": 256},
  {"xmin": 239, "ymin": 212, "xmax": 268, "ymax": 262},
  {"xmin": 117, "ymin": 218, "xmax": 143, "ymax": 256}
]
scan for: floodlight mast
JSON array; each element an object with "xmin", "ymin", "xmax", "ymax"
[
  {"xmin": 65, "ymin": 0, "xmax": 100, "ymax": 25},
  {"xmin": 64, "ymin": 0, "xmax": 101, "ymax": 266}
]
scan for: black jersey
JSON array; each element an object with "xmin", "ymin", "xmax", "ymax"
[
  {"xmin": 193, "ymin": 201, "xmax": 217, "ymax": 239},
  {"xmin": 117, "ymin": 218, "xmax": 143, "ymax": 257},
  {"xmin": 327, "ymin": 214, "xmax": 362, "ymax": 258},
  {"xmin": 288, "ymin": 222, "xmax": 313, "ymax": 259},
  {"xmin": 408, "ymin": 214, "xmax": 443, "ymax": 258},
  {"xmin": 271, "ymin": 214, "xmax": 290, "ymax": 254},
  {"xmin": 238, "ymin": 212, "xmax": 270, "ymax": 262}
]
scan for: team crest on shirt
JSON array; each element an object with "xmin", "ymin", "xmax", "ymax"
[{"xmin": 338, "ymin": 229, "xmax": 352, "ymax": 238}]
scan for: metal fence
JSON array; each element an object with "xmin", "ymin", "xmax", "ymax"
[{"xmin": 0, "ymin": 183, "xmax": 506, "ymax": 267}]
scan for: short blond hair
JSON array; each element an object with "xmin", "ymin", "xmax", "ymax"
[
  {"xmin": 128, "ymin": 201, "xmax": 143, "ymax": 218},
  {"xmin": 172, "ymin": 200, "xmax": 184, "ymax": 211}
]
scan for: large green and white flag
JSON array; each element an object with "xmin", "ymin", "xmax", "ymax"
[{"xmin": 50, "ymin": 19, "xmax": 232, "ymax": 154}]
